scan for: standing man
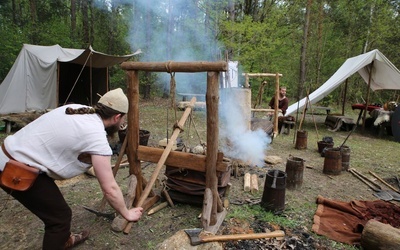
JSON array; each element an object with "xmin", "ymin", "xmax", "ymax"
[
  {"xmin": 0, "ymin": 88, "xmax": 143, "ymax": 249},
  {"xmin": 269, "ymin": 86, "xmax": 289, "ymax": 116}
]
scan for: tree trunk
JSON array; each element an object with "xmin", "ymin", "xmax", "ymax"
[
  {"xmin": 81, "ymin": 0, "xmax": 89, "ymax": 46},
  {"xmin": 70, "ymin": 0, "xmax": 76, "ymax": 43},
  {"xmin": 28, "ymin": 0, "xmax": 38, "ymax": 44},
  {"xmin": 298, "ymin": 0, "xmax": 312, "ymax": 101}
]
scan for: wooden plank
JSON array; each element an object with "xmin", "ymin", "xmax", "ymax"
[{"xmin": 137, "ymin": 146, "xmax": 228, "ymax": 172}]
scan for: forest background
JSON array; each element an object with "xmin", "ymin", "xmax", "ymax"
[{"xmin": 1, "ymin": 0, "xmax": 400, "ymax": 106}]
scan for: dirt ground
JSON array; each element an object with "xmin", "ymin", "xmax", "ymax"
[{"xmin": 0, "ymin": 98, "xmax": 399, "ymax": 250}]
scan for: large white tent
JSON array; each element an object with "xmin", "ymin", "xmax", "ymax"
[
  {"xmin": 286, "ymin": 49, "xmax": 400, "ymax": 116},
  {"xmin": 0, "ymin": 44, "xmax": 141, "ymax": 115}
]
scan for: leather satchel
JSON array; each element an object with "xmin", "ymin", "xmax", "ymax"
[{"xmin": 0, "ymin": 159, "xmax": 40, "ymax": 191}]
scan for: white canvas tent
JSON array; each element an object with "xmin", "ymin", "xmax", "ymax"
[
  {"xmin": 286, "ymin": 49, "xmax": 400, "ymax": 116},
  {"xmin": 0, "ymin": 44, "xmax": 141, "ymax": 115}
]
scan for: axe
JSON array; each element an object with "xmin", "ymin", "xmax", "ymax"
[
  {"xmin": 82, "ymin": 206, "xmax": 115, "ymax": 220},
  {"xmin": 184, "ymin": 228, "xmax": 285, "ymax": 246}
]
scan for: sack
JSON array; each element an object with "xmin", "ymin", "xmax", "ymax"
[{"xmin": 0, "ymin": 160, "xmax": 39, "ymax": 191}]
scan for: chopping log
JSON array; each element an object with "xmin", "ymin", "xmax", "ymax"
[
  {"xmin": 123, "ymin": 97, "xmax": 197, "ymax": 234},
  {"xmin": 361, "ymin": 219, "xmax": 400, "ymax": 250}
]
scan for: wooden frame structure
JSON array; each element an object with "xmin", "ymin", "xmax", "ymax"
[
  {"xmin": 120, "ymin": 61, "xmax": 228, "ymax": 234},
  {"xmin": 242, "ymin": 72, "xmax": 283, "ymax": 137}
]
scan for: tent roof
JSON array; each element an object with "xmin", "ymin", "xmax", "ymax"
[
  {"xmin": 23, "ymin": 44, "xmax": 141, "ymax": 67},
  {"xmin": 286, "ymin": 49, "xmax": 400, "ymax": 116},
  {"xmin": 0, "ymin": 44, "xmax": 141, "ymax": 115}
]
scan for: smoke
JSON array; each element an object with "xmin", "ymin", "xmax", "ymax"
[
  {"xmin": 219, "ymin": 90, "xmax": 272, "ymax": 167},
  {"xmin": 124, "ymin": 0, "xmax": 271, "ymax": 165}
]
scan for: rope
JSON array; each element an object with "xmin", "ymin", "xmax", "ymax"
[{"xmin": 64, "ymin": 51, "xmax": 93, "ymax": 105}]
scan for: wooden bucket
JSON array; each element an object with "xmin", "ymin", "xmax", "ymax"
[
  {"xmin": 323, "ymin": 148, "xmax": 342, "ymax": 175},
  {"xmin": 317, "ymin": 141, "xmax": 334, "ymax": 154},
  {"xmin": 261, "ymin": 170, "xmax": 286, "ymax": 212},
  {"xmin": 285, "ymin": 156, "xmax": 304, "ymax": 190},
  {"xmin": 295, "ymin": 130, "xmax": 308, "ymax": 150}
]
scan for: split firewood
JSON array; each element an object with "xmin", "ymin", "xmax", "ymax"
[
  {"xmin": 250, "ymin": 174, "xmax": 259, "ymax": 194},
  {"xmin": 244, "ymin": 173, "xmax": 251, "ymax": 192},
  {"xmin": 223, "ymin": 183, "xmax": 232, "ymax": 208},
  {"xmin": 147, "ymin": 202, "xmax": 169, "ymax": 215}
]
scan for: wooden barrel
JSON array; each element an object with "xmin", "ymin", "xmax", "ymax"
[
  {"xmin": 317, "ymin": 141, "xmax": 334, "ymax": 154},
  {"xmin": 261, "ymin": 170, "xmax": 286, "ymax": 212},
  {"xmin": 341, "ymin": 145, "xmax": 351, "ymax": 171},
  {"xmin": 323, "ymin": 148, "xmax": 342, "ymax": 175},
  {"xmin": 295, "ymin": 130, "xmax": 308, "ymax": 150},
  {"xmin": 285, "ymin": 156, "xmax": 304, "ymax": 190}
]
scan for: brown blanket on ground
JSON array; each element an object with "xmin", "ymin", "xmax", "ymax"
[{"xmin": 312, "ymin": 195, "xmax": 400, "ymax": 246}]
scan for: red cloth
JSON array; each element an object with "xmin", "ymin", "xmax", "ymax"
[
  {"xmin": 351, "ymin": 103, "xmax": 381, "ymax": 112},
  {"xmin": 312, "ymin": 195, "xmax": 400, "ymax": 246}
]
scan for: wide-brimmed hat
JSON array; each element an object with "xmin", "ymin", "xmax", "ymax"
[{"xmin": 98, "ymin": 88, "xmax": 128, "ymax": 113}]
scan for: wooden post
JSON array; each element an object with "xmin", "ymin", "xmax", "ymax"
[
  {"xmin": 202, "ymin": 71, "xmax": 222, "ymax": 229},
  {"xmin": 273, "ymin": 73, "xmax": 280, "ymax": 137},
  {"xmin": 342, "ymin": 79, "xmax": 348, "ymax": 116},
  {"xmin": 362, "ymin": 62, "xmax": 374, "ymax": 131},
  {"xmin": 126, "ymin": 70, "xmax": 143, "ymax": 200}
]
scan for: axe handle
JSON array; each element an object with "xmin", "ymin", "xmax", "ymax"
[
  {"xmin": 201, "ymin": 230, "xmax": 285, "ymax": 243},
  {"xmin": 369, "ymin": 171, "xmax": 400, "ymax": 193}
]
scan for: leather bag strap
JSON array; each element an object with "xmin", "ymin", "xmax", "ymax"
[{"xmin": 1, "ymin": 143, "xmax": 14, "ymax": 160}]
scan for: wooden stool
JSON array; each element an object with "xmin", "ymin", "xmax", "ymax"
[{"xmin": 280, "ymin": 121, "xmax": 295, "ymax": 135}]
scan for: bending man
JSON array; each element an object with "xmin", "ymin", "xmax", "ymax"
[{"xmin": 0, "ymin": 88, "xmax": 143, "ymax": 249}]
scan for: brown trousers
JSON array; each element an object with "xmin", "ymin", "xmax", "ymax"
[{"xmin": 1, "ymin": 173, "xmax": 71, "ymax": 250}]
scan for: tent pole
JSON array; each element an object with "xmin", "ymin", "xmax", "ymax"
[
  {"xmin": 362, "ymin": 61, "xmax": 374, "ymax": 131},
  {"xmin": 57, "ymin": 62, "xmax": 60, "ymax": 107},
  {"xmin": 342, "ymin": 79, "xmax": 348, "ymax": 116}
]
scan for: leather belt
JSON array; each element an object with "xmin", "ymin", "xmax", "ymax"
[{"xmin": 1, "ymin": 143, "xmax": 14, "ymax": 160}]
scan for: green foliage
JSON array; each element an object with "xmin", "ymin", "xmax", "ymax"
[{"xmin": 0, "ymin": 0, "xmax": 400, "ymax": 103}]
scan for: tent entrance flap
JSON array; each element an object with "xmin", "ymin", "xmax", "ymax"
[{"xmin": 58, "ymin": 62, "xmax": 107, "ymax": 106}]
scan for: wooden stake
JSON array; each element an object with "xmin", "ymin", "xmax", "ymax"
[
  {"xmin": 147, "ymin": 202, "xmax": 168, "ymax": 215},
  {"xmin": 162, "ymin": 189, "xmax": 175, "ymax": 208}
]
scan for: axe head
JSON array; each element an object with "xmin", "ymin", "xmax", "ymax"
[{"xmin": 184, "ymin": 228, "xmax": 203, "ymax": 246}]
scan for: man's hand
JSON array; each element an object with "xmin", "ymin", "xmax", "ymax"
[{"xmin": 126, "ymin": 207, "xmax": 143, "ymax": 222}]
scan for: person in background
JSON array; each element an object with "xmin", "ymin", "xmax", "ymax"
[
  {"xmin": 269, "ymin": 86, "xmax": 289, "ymax": 116},
  {"xmin": 0, "ymin": 88, "xmax": 143, "ymax": 249}
]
